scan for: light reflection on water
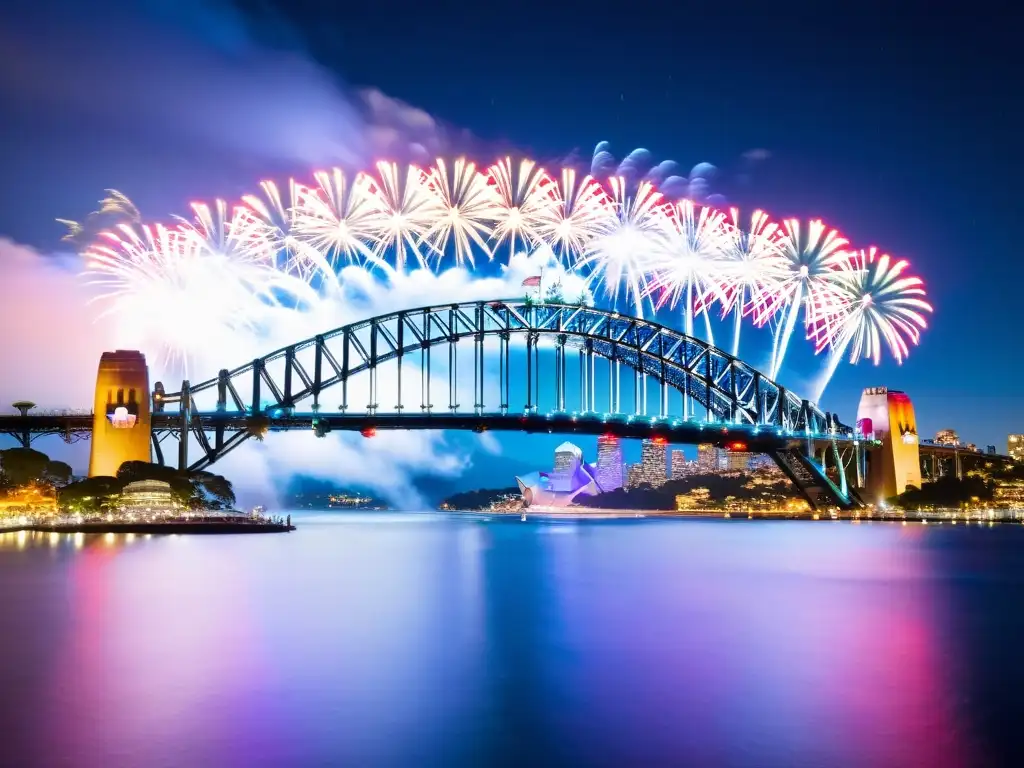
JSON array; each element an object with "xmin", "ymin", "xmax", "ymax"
[{"xmin": 1, "ymin": 513, "xmax": 1022, "ymax": 766}]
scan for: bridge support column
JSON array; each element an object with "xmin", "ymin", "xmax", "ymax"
[
  {"xmin": 857, "ymin": 387, "xmax": 922, "ymax": 503},
  {"xmin": 88, "ymin": 351, "xmax": 152, "ymax": 477}
]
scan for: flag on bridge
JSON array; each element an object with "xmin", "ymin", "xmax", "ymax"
[{"xmin": 521, "ymin": 275, "xmax": 542, "ymax": 287}]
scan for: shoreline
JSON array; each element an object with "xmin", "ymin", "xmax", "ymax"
[
  {"xmin": 452, "ymin": 508, "xmax": 1024, "ymax": 524},
  {"xmin": 1, "ymin": 521, "xmax": 294, "ymax": 535}
]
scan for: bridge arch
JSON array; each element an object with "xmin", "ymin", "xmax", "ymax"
[{"xmin": 157, "ymin": 300, "xmax": 842, "ymax": 435}]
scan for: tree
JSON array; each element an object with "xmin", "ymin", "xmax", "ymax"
[
  {"xmin": 0, "ymin": 447, "xmax": 51, "ymax": 488},
  {"xmin": 44, "ymin": 460, "xmax": 73, "ymax": 488},
  {"xmin": 895, "ymin": 476, "xmax": 994, "ymax": 509},
  {"xmin": 59, "ymin": 476, "xmax": 123, "ymax": 512},
  {"xmin": 191, "ymin": 471, "xmax": 236, "ymax": 508}
]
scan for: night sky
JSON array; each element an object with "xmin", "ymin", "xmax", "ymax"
[{"xmin": 1, "ymin": 0, "xmax": 1020, "ymax": 464}]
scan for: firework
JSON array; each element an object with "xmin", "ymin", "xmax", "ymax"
[
  {"xmin": 766, "ymin": 218, "xmax": 849, "ymax": 379},
  {"xmin": 367, "ymin": 160, "xmax": 441, "ymax": 270},
  {"xmin": 486, "ymin": 157, "xmax": 558, "ymax": 257},
  {"xmin": 177, "ymin": 199, "xmax": 273, "ymax": 265},
  {"xmin": 423, "ymin": 157, "xmax": 500, "ymax": 267},
  {"xmin": 534, "ymin": 169, "xmax": 610, "ymax": 265},
  {"xmin": 719, "ymin": 209, "xmax": 787, "ymax": 356},
  {"xmin": 291, "ymin": 168, "xmax": 388, "ymax": 271},
  {"xmin": 576, "ymin": 178, "xmax": 667, "ymax": 319},
  {"xmin": 645, "ymin": 199, "xmax": 731, "ymax": 341},
  {"xmin": 82, "ymin": 221, "xmax": 302, "ymax": 373},
  {"xmin": 810, "ymin": 247, "xmax": 931, "ymax": 396}
]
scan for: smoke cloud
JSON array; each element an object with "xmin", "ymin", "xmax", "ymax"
[{"xmin": 0, "ymin": 0, "xmax": 452, "ymax": 174}]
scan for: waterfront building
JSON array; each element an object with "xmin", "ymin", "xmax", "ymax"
[
  {"xmin": 934, "ymin": 429, "xmax": 960, "ymax": 447},
  {"xmin": 0, "ymin": 486, "xmax": 57, "ymax": 516},
  {"xmin": 636, "ymin": 438, "xmax": 667, "ymax": 487},
  {"xmin": 675, "ymin": 487, "xmax": 710, "ymax": 511},
  {"xmin": 1009, "ymin": 435, "xmax": 1024, "ymax": 462},
  {"xmin": 748, "ymin": 453, "xmax": 777, "ymax": 472},
  {"xmin": 517, "ymin": 459, "xmax": 601, "ymax": 508},
  {"xmin": 552, "ymin": 442, "xmax": 583, "ymax": 492},
  {"xmin": 596, "ymin": 435, "xmax": 624, "ymax": 491},
  {"xmin": 119, "ymin": 480, "xmax": 178, "ymax": 512}
]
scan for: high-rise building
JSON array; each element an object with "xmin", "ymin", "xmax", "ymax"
[
  {"xmin": 987, "ymin": 445, "xmax": 997, "ymax": 455},
  {"xmin": 670, "ymin": 449, "xmax": 688, "ymax": 480},
  {"xmin": 625, "ymin": 463, "xmax": 644, "ymax": 489},
  {"xmin": 1010, "ymin": 435, "xmax": 1024, "ymax": 462},
  {"xmin": 552, "ymin": 441, "xmax": 583, "ymax": 492},
  {"xmin": 720, "ymin": 451, "xmax": 754, "ymax": 472},
  {"xmin": 934, "ymin": 429, "xmax": 960, "ymax": 446},
  {"xmin": 635, "ymin": 438, "xmax": 667, "ymax": 487},
  {"xmin": 595, "ymin": 435, "xmax": 624, "ymax": 491},
  {"xmin": 695, "ymin": 443, "xmax": 718, "ymax": 473}
]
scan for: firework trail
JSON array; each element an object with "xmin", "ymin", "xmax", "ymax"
[
  {"xmin": 366, "ymin": 161, "xmax": 440, "ymax": 270},
  {"xmin": 766, "ymin": 218, "xmax": 849, "ymax": 379},
  {"xmin": 486, "ymin": 157, "xmax": 558, "ymax": 257},
  {"xmin": 645, "ymin": 199, "xmax": 731, "ymax": 342},
  {"xmin": 533, "ymin": 168, "xmax": 609, "ymax": 264},
  {"xmin": 291, "ymin": 168, "xmax": 390, "ymax": 272},
  {"xmin": 719, "ymin": 209, "xmax": 786, "ymax": 357},
  {"xmin": 423, "ymin": 157, "xmax": 500, "ymax": 267},
  {"xmin": 576, "ymin": 178, "xmax": 667, "ymax": 319},
  {"xmin": 810, "ymin": 247, "xmax": 932, "ymax": 398}
]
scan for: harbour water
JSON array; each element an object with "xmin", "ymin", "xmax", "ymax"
[{"xmin": 1, "ymin": 512, "xmax": 1023, "ymax": 766}]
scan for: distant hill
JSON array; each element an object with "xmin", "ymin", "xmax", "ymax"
[{"xmin": 282, "ymin": 454, "xmax": 555, "ymax": 508}]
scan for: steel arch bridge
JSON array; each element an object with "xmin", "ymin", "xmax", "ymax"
[{"xmin": 138, "ymin": 299, "xmax": 864, "ymax": 509}]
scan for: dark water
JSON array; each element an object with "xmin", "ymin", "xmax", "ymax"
[{"xmin": 2, "ymin": 514, "xmax": 1024, "ymax": 767}]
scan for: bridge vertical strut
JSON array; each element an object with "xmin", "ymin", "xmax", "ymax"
[
  {"xmin": 313, "ymin": 335, "xmax": 324, "ymax": 413},
  {"xmin": 368, "ymin": 324, "xmax": 378, "ymax": 414},
  {"xmin": 526, "ymin": 332, "xmax": 534, "ymax": 412},
  {"xmin": 396, "ymin": 321, "xmax": 404, "ymax": 412},
  {"xmin": 578, "ymin": 347, "xmax": 586, "ymax": 412},
  {"xmin": 216, "ymin": 369, "xmax": 228, "ymax": 452},
  {"xmin": 499, "ymin": 331, "xmax": 509, "ymax": 414},
  {"xmin": 341, "ymin": 330, "xmax": 350, "ymax": 412},
  {"xmin": 178, "ymin": 379, "xmax": 191, "ymax": 472},
  {"xmin": 588, "ymin": 343, "xmax": 596, "ymax": 412}
]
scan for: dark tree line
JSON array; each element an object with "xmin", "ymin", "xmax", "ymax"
[{"xmin": 0, "ymin": 447, "xmax": 73, "ymax": 492}]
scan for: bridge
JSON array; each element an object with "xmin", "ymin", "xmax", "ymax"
[{"xmin": 1, "ymin": 299, "xmax": 901, "ymax": 510}]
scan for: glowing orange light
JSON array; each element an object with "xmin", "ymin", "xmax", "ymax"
[
  {"xmin": 728, "ymin": 441, "xmax": 747, "ymax": 451},
  {"xmin": 652, "ymin": 436, "xmax": 667, "ymax": 445},
  {"xmin": 360, "ymin": 427, "xmax": 377, "ymax": 438}
]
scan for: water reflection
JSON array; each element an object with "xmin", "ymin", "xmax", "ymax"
[{"xmin": 1, "ymin": 515, "xmax": 1020, "ymax": 766}]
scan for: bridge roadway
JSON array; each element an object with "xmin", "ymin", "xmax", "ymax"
[{"xmin": 0, "ymin": 409, "xmax": 853, "ymax": 451}]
